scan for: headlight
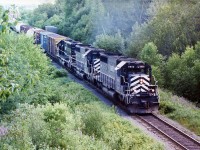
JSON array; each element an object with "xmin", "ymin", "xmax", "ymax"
[
  {"xmin": 150, "ymin": 89, "xmax": 155, "ymax": 93},
  {"xmin": 140, "ymin": 79, "xmax": 144, "ymax": 84}
]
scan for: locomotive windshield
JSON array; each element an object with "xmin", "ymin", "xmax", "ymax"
[
  {"xmin": 64, "ymin": 43, "xmax": 71, "ymax": 53},
  {"xmin": 127, "ymin": 64, "xmax": 147, "ymax": 73},
  {"xmin": 128, "ymin": 68, "xmax": 145, "ymax": 74}
]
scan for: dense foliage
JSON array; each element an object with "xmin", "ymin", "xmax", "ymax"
[
  {"xmin": 28, "ymin": 3, "xmax": 61, "ymax": 29},
  {"xmin": 129, "ymin": 0, "xmax": 200, "ymax": 57},
  {"xmin": 159, "ymin": 89, "xmax": 200, "ymax": 136},
  {"xmin": 131, "ymin": 0, "xmax": 200, "ymax": 102},
  {"xmin": 27, "ymin": 0, "xmax": 150, "ymax": 45},
  {"xmin": 140, "ymin": 42, "xmax": 164, "ymax": 86},
  {"xmin": 164, "ymin": 43, "xmax": 200, "ymax": 101},
  {"xmin": 0, "ymin": 8, "xmax": 11, "ymax": 34},
  {"xmin": 0, "ymin": 102, "xmax": 163, "ymax": 149},
  {"xmin": 0, "ymin": 9, "xmax": 18, "ymax": 100},
  {"xmin": 94, "ymin": 32, "xmax": 125, "ymax": 53}
]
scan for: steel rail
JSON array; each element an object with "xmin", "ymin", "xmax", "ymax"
[{"xmin": 136, "ymin": 114, "xmax": 200, "ymax": 150}]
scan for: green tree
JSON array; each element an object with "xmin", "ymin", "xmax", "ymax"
[
  {"xmin": 26, "ymin": 0, "xmax": 152, "ymax": 47},
  {"xmin": 0, "ymin": 10, "xmax": 10, "ymax": 33},
  {"xmin": 94, "ymin": 32, "xmax": 125, "ymax": 53},
  {"xmin": 129, "ymin": 0, "xmax": 200, "ymax": 58},
  {"xmin": 140, "ymin": 42, "xmax": 163, "ymax": 66},
  {"xmin": 165, "ymin": 43, "xmax": 200, "ymax": 101},
  {"xmin": 140, "ymin": 42, "xmax": 164, "ymax": 86},
  {"xmin": 59, "ymin": 0, "xmax": 105, "ymax": 43},
  {"xmin": 0, "ymin": 9, "xmax": 19, "ymax": 100},
  {"xmin": 28, "ymin": 3, "xmax": 61, "ymax": 29},
  {"xmin": 102, "ymin": 0, "xmax": 151, "ymax": 36}
]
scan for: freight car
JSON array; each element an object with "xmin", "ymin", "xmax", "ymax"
[
  {"xmin": 20, "ymin": 24, "xmax": 32, "ymax": 33},
  {"xmin": 15, "ymin": 23, "xmax": 159, "ymax": 114}
]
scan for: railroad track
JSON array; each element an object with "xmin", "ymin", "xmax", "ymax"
[{"xmin": 135, "ymin": 114, "xmax": 200, "ymax": 150}]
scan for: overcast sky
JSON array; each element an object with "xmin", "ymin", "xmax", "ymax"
[{"xmin": 0, "ymin": 0, "xmax": 54, "ymax": 7}]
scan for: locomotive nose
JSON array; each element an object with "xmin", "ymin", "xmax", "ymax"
[
  {"xmin": 129, "ymin": 74, "xmax": 150, "ymax": 94},
  {"xmin": 141, "ymin": 100, "xmax": 149, "ymax": 109}
]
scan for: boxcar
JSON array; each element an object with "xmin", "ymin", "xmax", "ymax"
[
  {"xmin": 40, "ymin": 32, "xmax": 54, "ymax": 52},
  {"xmin": 15, "ymin": 22, "xmax": 26, "ymax": 33},
  {"xmin": 47, "ymin": 34, "xmax": 66, "ymax": 58},
  {"xmin": 20, "ymin": 25, "xmax": 32, "ymax": 33},
  {"xmin": 34, "ymin": 29, "xmax": 45, "ymax": 44}
]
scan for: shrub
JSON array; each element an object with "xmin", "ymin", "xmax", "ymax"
[
  {"xmin": 140, "ymin": 42, "xmax": 163, "ymax": 66},
  {"xmin": 94, "ymin": 32, "xmax": 125, "ymax": 53},
  {"xmin": 52, "ymin": 69, "xmax": 68, "ymax": 78},
  {"xmin": 81, "ymin": 106, "xmax": 104, "ymax": 138},
  {"xmin": 159, "ymin": 100, "xmax": 176, "ymax": 114},
  {"xmin": 0, "ymin": 100, "xmax": 164, "ymax": 149},
  {"xmin": 159, "ymin": 89, "xmax": 200, "ymax": 135},
  {"xmin": 164, "ymin": 44, "xmax": 200, "ymax": 102}
]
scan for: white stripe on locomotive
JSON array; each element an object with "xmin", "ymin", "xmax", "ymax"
[{"xmin": 93, "ymin": 59, "xmax": 100, "ymax": 73}]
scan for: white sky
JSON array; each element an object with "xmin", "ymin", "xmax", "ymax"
[{"xmin": 0, "ymin": 0, "xmax": 54, "ymax": 6}]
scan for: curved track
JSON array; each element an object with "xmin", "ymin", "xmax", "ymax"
[{"xmin": 136, "ymin": 114, "xmax": 200, "ymax": 150}]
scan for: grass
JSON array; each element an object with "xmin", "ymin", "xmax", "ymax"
[{"xmin": 159, "ymin": 89, "xmax": 200, "ymax": 136}]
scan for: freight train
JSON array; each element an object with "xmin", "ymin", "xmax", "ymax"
[{"xmin": 14, "ymin": 23, "xmax": 159, "ymax": 114}]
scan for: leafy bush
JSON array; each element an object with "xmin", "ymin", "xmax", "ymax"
[
  {"xmin": 140, "ymin": 42, "xmax": 163, "ymax": 66},
  {"xmin": 52, "ymin": 69, "xmax": 68, "ymax": 78},
  {"xmin": 159, "ymin": 89, "xmax": 200, "ymax": 135},
  {"xmin": 140, "ymin": 42, "xmax": 164, "ymax": 86},
  {"xmin": 0, "ymin": 103, "xmax": 163, "ymax": 149},
  {"xmin": 94, "ymin": 32, "xmax": 125, "ymax": 53},
  {"xmin": 81, "ymin": 105, "xmax": 104, "ymax": 138},
  {"xmin": 152, "ymin": 66, "xmax": 164, "ymax": 87},
  {"xmin": 164, "ymin": 43, "xmax": 200, "ymax": 102},
  {"xmin": 0, "ymin": 9, "xmax": 13, "ymax": 34},
  {"xmin": 159, "ymin": 100, "xmax": 176, "ymax": 114}
]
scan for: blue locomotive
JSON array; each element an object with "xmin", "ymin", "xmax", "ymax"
[{"xmin": 16, "ymin": 24, "xmax": 159, "ymax": 114}]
